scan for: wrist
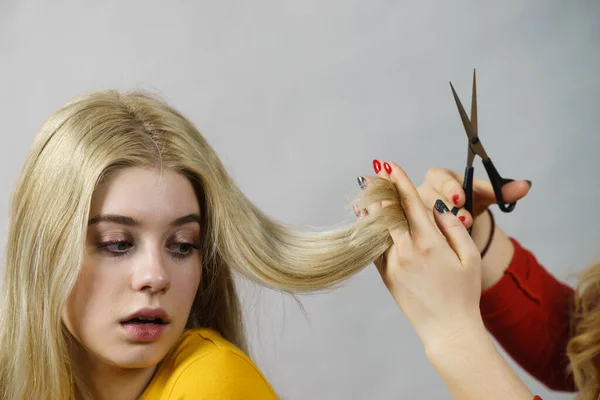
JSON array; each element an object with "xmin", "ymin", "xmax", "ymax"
[
  {"xmin": 471, "ymin": 209, "xmax": 492, "ymax": 252},
  {"xmin": 424, "ymin": 318, "xmax": 534, "ymax": 399},
  {"xmin": 474, "ymin": 211, "xmax": 515, "ymax": 290},
  {"xmin": 480, "ymin": 225, "xmax": 515, "ymax": 290},
  {"xmin": 421, "ymin": 313, "xmax": 487, "ymax": 357}
]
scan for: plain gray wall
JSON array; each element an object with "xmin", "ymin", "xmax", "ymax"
[{"xmin": 1, "ymin": 1, "xmax": 599, "ymax": 399}]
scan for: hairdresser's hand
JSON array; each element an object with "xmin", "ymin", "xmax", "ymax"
[
  {"xmin": 366, "ymin": 161, "xmax": 483, "ymax": 349},
  {"xmin": 416, "ymin": 168, "xmax": 531, "ymax": 230},
  {"xmin": 415, "ymin": 168, "xmax": 532, "ymax": 290}
]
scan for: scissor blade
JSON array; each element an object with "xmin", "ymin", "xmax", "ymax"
[
  {"xmin": 471, "ymin": 69, "xmax": 478, "ymax": 137},
  {"xmin": 466, "ymin": 146, "xmax": 475, "ymax": 167},
  {"xmin": 450, "ymin": 82, "xmax": 476, "ymax": 141},
  {"xmin": 450, "ymin": 81, "xmax": 489, "ymax": 159}
]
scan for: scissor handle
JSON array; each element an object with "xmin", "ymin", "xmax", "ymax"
[
  {"xmin": 462, "ymin": 165, "xmax": 474, "ymax": 235},
  {"xmin": 482, "ymin": 158, "xmax": 516, "ymax": 212}
]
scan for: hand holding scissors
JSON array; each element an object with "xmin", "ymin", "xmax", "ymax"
[{"xmin": 449, "ymin": 70, "xmax": 522, "ymax": 233}]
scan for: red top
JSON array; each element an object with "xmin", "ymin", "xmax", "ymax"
[{"xmin": 480, "ymin": 238, "xmax": 577, "ymax": 392}]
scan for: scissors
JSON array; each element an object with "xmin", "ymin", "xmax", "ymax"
[{"xmin": 449, "ymin": 70, "xmax": 516, "ymax": 233}]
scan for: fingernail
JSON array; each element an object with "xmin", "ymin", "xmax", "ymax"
[
  {"xmin": 452, "ymin": 194, "xmax": 459, "ymax": 205},
  {"xmin": 435, "ymin": 199, "xmax": 450, "ymax": 214},
  {"xmin": 459, "ymin": 216, "xmax": 466, "ymax": 222},
  {"xmin": 383, "ymin": 162, "xmax": 392, "ymax": 174},
  {"xmin": 357, "ymin": 176, "xmax": 367, "ymax": 189},
  {"xmin": 525, "ymin": 180, "xmax": 532, "ymax": 189},
  {"xmin": 373, "ymin": 160, "xmax": 381, "ymax": 174},
  {"xmin": 451, "ymin": 206, "xmax": 460, "ymax": 215},
  {"xmin": 353, "ymin": 204, "xmax": 361, "ymax": 218}
]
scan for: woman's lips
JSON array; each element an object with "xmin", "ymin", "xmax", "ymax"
[{"xmin": 120, "ymin": 321, "xmax": 168, "ymax": 341}]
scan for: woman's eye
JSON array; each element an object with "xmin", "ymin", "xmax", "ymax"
[
  {"xmin": 170, "ymin": 242, "xmax": 196, "ymax": 256},
  {"xmin": 98, "ymin": 241, "xmax": 132, "ymax": 256},
  {"xmin": 169, "ymin": 242, "xmax": 198, "ymax": 259}
]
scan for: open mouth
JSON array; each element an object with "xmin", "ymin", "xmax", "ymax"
[
  {"xmin": 120, "ymin": 307, "xmax": 171, "ymax": 340},
  {"xmin": 123, "ymin": 317, "xmax": 167, "ymax": 325},
  {"xmin": 121, "ymin": 319, "xmax": 168, "ymax": 341}
]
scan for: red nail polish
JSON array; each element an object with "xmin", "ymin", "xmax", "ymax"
[
  {"xmin": 452, "ymin": 194, "xmax": 459, "ymax": 205},
  {"xmin": 383, "ymin": 162, "xmax": 392, "ymax": 174},
  {"xmin": 373, "ymin": 160, "xmax": 381, "ymax": 174},
  {"xmin": 458, "ymin": 216, "xmax": 466, "ymax": 222}
]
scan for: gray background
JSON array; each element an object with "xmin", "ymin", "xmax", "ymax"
[{"xmin": 1, "ymin": 1, "xmax": 599, "ymax": 399}]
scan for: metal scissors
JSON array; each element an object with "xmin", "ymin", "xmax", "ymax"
[{"xmin": 449, "ymin": 70, "xmax": 516, "ymax": 233}]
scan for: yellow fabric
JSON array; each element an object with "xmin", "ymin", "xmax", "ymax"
[{"xmin": 139, "ymin": 328, "xmax": 278, "ymax": 399}]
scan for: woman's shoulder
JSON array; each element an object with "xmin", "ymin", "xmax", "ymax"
[
  {"xmin": 141, "ymin": 328, "xmax": 278, "ymax": 399},
  {"xmin": 168, "ymin": 327, "xmax": 249, "ymax": 365}
]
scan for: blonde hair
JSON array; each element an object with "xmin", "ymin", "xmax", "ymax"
[
  {"xmin": 0, "ymin": 90, "xmax": 406, "ymax": 399},
  {"xmin": 567, "ymin": 263, "xmax": 600, "ymax": 399}
]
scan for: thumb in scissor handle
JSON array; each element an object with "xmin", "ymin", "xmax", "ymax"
[
  {"xmin": 497, "ymin": 199, "xmax": 516, "ymax": 212},
  {"xmin": 482, "ymin": 158, "xmax": 517, "ymax": 213}
]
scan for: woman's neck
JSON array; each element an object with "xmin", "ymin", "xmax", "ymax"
[{"xmin": 80, "ymin": 363, "xmax": 156, "ymax": 400}]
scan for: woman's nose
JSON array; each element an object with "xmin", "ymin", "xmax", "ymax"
[{"xmin": 130, "ymin": 248, "xmax": 171, "ymax": 293}]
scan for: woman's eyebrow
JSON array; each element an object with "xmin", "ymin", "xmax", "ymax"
[
  {"xmin": 88, "ymin": 214, "xmax": 139, "ymax": 226},
  {"xmin": 88, "ymin": 214, "xmax": 201, "ymax": 227},
  {"xmin": 169, "ymin": 214, "xmax": 201, "ymax": 227}
]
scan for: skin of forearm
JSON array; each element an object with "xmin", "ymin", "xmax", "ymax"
[
  {"xmin": 424, "ymin": 320, "xmax": 533, "ymax": 400},
  {"xmin": 471, "ymin": 210, "xmax": 515, "ymax": 290}
]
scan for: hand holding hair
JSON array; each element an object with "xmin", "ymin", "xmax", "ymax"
[
  {"xmin": 356, "ymin": 160, "xmax": 536, "ymax": 400},
  {"xmin": 361, "ymin": 161, "xmax": 483, "ymax": 346}
]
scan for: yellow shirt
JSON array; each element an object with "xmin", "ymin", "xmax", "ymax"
[{"xmin": 139, "ymin": 328, "xmax": 278, "ymax": 399}]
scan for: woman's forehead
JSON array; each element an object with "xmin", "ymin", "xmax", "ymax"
[{"xmin": 90, "ymin": 167, "xmax": 200, "ymax": 222}]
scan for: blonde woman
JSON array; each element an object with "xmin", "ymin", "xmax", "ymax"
[{"xmin": 0, "ymin": 90, "xmax": 540, "ymax": 399}]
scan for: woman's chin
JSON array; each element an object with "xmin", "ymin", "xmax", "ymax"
[
  {"xmin": 93, "ymin": 340, "xmax": 171, "ymax": 370},
  {"xmin": 106, "ymin": 349, "xmax": 165, "ymax": 369}
]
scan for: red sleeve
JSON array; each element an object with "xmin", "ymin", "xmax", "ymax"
[{"xmin": 480, "ymin": 238, "xmax": 576, "ymax": 392}]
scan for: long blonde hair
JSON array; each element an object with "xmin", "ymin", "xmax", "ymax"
[
  {"xmin": 0, "ymin": 90, "xmax": 405, "ymax": 399},
  {"xmin": 567, "ymin": 263, "xmax": 600, "ymax": 399}
]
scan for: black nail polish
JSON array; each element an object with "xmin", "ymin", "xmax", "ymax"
[
  {"xmin": 525, "ymin": 180, "xmax": 532, "ymax": 189},
  {"xmin": 357, "ymin": 176, "xmax": 367, "ymax": 189},
  {"xmin": 451, "ymin": 206, "xmax": 460, "ymax": 215},
  {"xmin": 435, "ymin": 199, "xmax": 450, "ymax": 214}
]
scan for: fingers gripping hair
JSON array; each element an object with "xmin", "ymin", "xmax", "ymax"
[{"xmin": 214, "ymin": 176, "xmax": 407, "ymax": 293}]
